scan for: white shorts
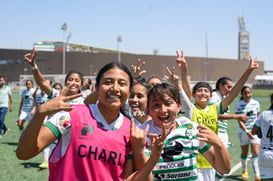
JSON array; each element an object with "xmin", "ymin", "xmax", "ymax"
[
  {"xmin": 218, "ymin": 132, "xmax": 228, "ymax": 148},
  {"xmin": 19, "ymin": 111, "xmax": 33, "ymax": 121},
  {"xmin": 197, "ymin": 168, "xmax": 215, "ymax": 181},
  {"xmin": 237, "ymin": 128, "xmax": 260, "ymax": 145}
]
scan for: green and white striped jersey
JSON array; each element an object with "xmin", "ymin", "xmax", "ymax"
[{"xmin": 140, "ymin": 117, "xmax": 211, "ymax": 181}]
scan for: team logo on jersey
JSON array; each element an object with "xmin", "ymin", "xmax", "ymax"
[
  {"xmin": 59, "ymin": 115, "xmax": 71, "ymax": 131},
  {"xmin": 186, "ymin": 124, "xmax": 193, "ymax": 139},
  {"xmin": 81, "ymin": 123, "xmax": 94, "ymax": 136},
  {"xmin": 161, "ymin": 141, "xmax": 183, "ymax": 162}
]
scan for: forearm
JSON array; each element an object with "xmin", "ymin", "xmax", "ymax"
[
  {"xmin": 9, "ymin": 96, "xmax": 13, "ymax": 109},
  {"xmin": 133, "ymin": 148, "xmax": 148, "ymax": 170},
  {"xmin": 125, "ymin": 157, "xmax": 156, "ymax": 181},
  {"xmin": 219, "ymin": 114, "xmax": 239, "ymax": 120},
  {"xmin": 223, "ymin": 69, "xmax": 253, "ymax": 110},
  {"xmin": 181, "ymin": 67, "xmax": 191, "ymax": 100},
  {"xmin": 16, "ymin": 111, "xmax": 47, "ymax": 160},
  {"xmin": 213, "ymin": 142, "xmax": 231, "ymax": 174},
  {"xmin": 32, "ymin": 69, "xmax": 52, "ymax": 96},
  {"xmin": 180, "ymin": 90, "xmax": 193, "ymax": 119},
  {"xmin": 238, "ymin": 120, "xmax": 247, "ymax": 131}
]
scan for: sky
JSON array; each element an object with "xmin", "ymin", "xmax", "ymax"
[{"xmin": 1, "ymin": 0, "xmax": 273, "ymax": 70}]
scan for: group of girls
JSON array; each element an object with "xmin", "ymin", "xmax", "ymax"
[{"xmin": 16, "ymin": 48, "xmax": 269, "ymax": 180}]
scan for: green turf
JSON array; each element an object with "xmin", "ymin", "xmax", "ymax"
[
  {"xmin": 0, "ymin": 90, "xmax": 271, "ymax": 180},
  {"xmin": 0, "ymin": 92, "xmax": 48, "ymax": 180}
]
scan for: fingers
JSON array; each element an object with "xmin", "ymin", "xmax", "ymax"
[
  {"xmin": 249, "ymin": 56, "xmax": 259, "ymax": 69},
  {"xmin": 130, "ymin": 119, "xmax": 136, "ymax": 136},
  {"xmin": 63, "ymin": 93, "xmax": 83, "ymax": 103},
  {"xmin": 166, "ymin": 66, "xmax": 172, "ymax": 76},
  {"xmin": 131, "ymin": 59, "xmax": 146, "ymax": 74},
  {"xmin": 176, "ymin": 50, "xmax": 184, "ymax": 58},
  {"xmin": 176, "ymin": 50, "xmax": 180, "ymax": 57},
  {"xmin": 61, "ymin": 86, "xmax": 70, "ymax": 96},
  {"xmin": 172, "ymin": 66, "xmax": 175, "ymax": 76},
  {"xmin": 144, "ymin": 124, "xmax": 150, "ymax": 135}
]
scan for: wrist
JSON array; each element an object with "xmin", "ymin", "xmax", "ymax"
[{"xmin": 31, "ymin": 64, "xmax": 38, "ymax": 70}]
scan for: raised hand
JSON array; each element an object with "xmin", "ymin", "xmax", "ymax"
[
  {"xmin": 24, "ymin": 48, "xmax": 37, "ymax": 67},
  {"xmin": 197, "ymin": 124, "xmax": 222, "ymax": 146},
  {"xmin": 237, "ymin": 114, "xmax": 249, "ymax": 122},
  {"xmin": 164, "ymin": 66, "xmax": 181, "ymax": 90},
  {"xmin": 149, "ymin": 124, "xmax": 172, "ymax": 162},
  {"xmin": 246, "ymin": 131, "xmax": 254, "ymax": 139},
  {"xmin": 248, "ymin": 56, "xmax": 259, "ymax": 70},
  {"xmin": 131, "ymin": 59, "xmax": 147, "ymax": 79},
  {"xmin": 176, "ymin": 50, "xmax": 187, "ymax": 70},
  {"xmin": 130, "ymin": 119, "xmax": 150, "ymax": 150},
  {"xmin": 38, "ymin": 85, "xmax": 82, "ymax": 116}
]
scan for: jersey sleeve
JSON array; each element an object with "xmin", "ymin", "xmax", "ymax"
[
  {"xmin": 179, "ymin": 90, "xmax": 194, "ymax": 119},
  {"xmin": 48, "ymin": 88, "xmax": 60, "ymax": 100},
  {"xmin": 44, "ymin": 111, "xmax": 71, "ymax": 139}
]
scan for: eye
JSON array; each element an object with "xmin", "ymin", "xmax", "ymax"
[
  {"xmin": 103, "ymin": 79, "xmax": 113, "ymax": 85},
  {"xmin": 151, "ymin": 102, "xmax": 161, "ymax": 109},
  {"xmin": 137, "ymin": 94, "xmax": 144, "ymax": 99},
  {"xmin": 129, "ymin": 93, "xmax": 135, "ymax": 99},
  {"xmin": 119, "ymin": 80, "xmax": 128, "ymax": 87}
]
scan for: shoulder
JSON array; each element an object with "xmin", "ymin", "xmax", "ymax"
[
  {"xmin": 260, "ymin": 109, "xmax": 273, "ymax": 118},
  {"xmin": 139, "ymin": 120, "xmax": 153, "ymax": 130},
  {"xmin": 71, "ymin": 104, "xmax": 90, "ymax": 112},
  {"xmin": 251, "ymin": 99, "xmax": 260, "ymax": 105},
  {"xmin": 176, "ymin": 116, "xmax": 191, "ymax": 125}
]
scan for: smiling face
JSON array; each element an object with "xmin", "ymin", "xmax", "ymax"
[
  {"xmin": 241, "ymin": 87, "xmax": 252, "ymax": 103},
  {"xmin": 65, "ymin": 73, "xmax": 82, "ymax": 95},
  {"xmin": 219, "ymin": 80, "xmax": 233, "ymax": 97},
  {"xmin": 192, "ymin": 87, "xmax": 212, "ymax": 108},
  {"xmin": 98, "ymin": 66, "xmax": 130, "ymax": 112},
  {"xmin": 129, "ymin": 83, "xmax": 149, "ymax": 117},
  {"xmin": 148, "ymin": 92, "xmax": 181, "ymax": 129}
]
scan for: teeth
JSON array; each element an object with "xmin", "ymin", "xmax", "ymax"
[
  {"xmin": 109, "ymin": 95, "xmax": 119, "ymax": 98},
  {"xmin": 160, "ymin": 115, "xmax": 168, "ymax": 119},
  {"xmin": 131, "ymin": 103, "xmax": 139, "ymax": 108}
]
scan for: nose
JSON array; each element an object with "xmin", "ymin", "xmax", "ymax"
[
  {"xmin": 131, "ymin": 95, "xmax": 138, "ymax": 102},
  {"xmin": 112, "ymin": 81, "xmax": 119, "ymax": 91},
  {"xmin": 160, "ymin": 104, "xmax": 167, "ymax": 113}
]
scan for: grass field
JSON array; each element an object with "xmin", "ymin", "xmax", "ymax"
[{"xmin": 0, "ymin": 90, "xmax": 271, "ymax": 180}]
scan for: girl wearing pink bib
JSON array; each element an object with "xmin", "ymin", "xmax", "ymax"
[{"xmin": 16, "ymin": 62, "xmax": 135, "ymax": 181}]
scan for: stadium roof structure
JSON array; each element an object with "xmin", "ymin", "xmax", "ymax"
[{"xmin": 33, "ymin": 40, "xmax": 128, "ymax": 54}]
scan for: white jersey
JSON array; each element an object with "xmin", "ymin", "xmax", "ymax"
[
  {"xmin": 81, "ymin": 89, "xmax": 91, "ymax": 99},
  {"xmin": 35, "ymin": 91, "xmax": 48, "ymax": 107},
  {"xmin": 254, "ymin": 109, "xmax": 273, "ymax": 168},
  {"xmin": 140, "ymin": 117, "xmax": 211, "ymax": 181},
  {"xmin": 254, "ymin": 110, "xmax": 273, "ymax": 150},
  {"xmin": 21, "ymin": 88, "xmax": 35, "ymax": 112},
  {"xmin": 210, "ymin": 90, "xmax": 229, "ymax": 134},
  {"xmin": 235, "ymin": 98, "xmax": 260, "ymax": 131},
  {"xmin": 0, "ymin": 85, "xmax": 12, "ymax": 108}
]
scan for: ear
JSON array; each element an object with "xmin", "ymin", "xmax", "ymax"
[
  {"xmin": 95, "ymin": 83, "xmax": 99, "ymax": 90},
  {"xmin": 177, "ymin": 103, "xmax": 182, "ymax": 113}
]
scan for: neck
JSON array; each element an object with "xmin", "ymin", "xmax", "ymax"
[
  {"xmin": 195, "ymin": 102, "xmax": 207, "ymax": 109},
  {"xmin": 98, "ymin": 103, "xmax": 120, "ymax": 124},
  {"xmin": 135, "ymin": 114, "xmax": 151, "ymax": 124}
]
